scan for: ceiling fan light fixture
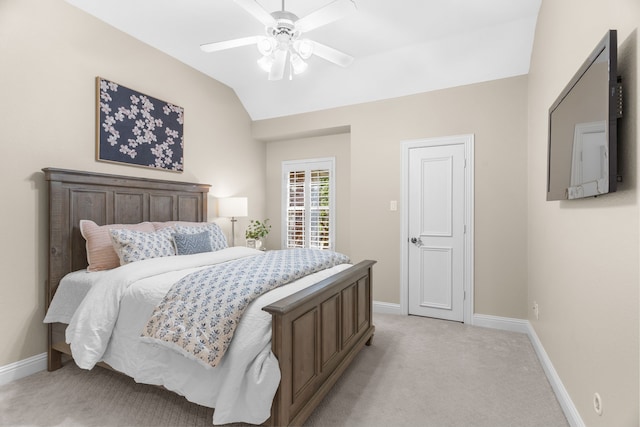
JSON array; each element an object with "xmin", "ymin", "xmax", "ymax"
[
  {"xmin": 290, "ymin": 53, "xmax": 308, "ymax": 74},
  {"xmin": 257, "ymin": 36, "xmax": 275, "ymax": 56},
  {"xmin": 257, "ymin": 55, "xmax": 274, "ymax": 73},
  {"xmin": 294, "ymin": 39, "xmax": 313, "ymax": 59}
]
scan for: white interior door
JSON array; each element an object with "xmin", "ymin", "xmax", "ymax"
[{"xmin": 408, "ymin": 142, "xmax": 466, "ymax": 321}]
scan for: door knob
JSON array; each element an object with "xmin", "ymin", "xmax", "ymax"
[{"xmin": 410, "ymin": 237, "xmax": 422, "ymax": 246}]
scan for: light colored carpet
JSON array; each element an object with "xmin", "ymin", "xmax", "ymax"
[{"xmin": 0, "ymin": 314, "xmax": 568, "ymax": 427}]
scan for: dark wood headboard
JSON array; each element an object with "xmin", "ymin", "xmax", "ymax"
[{"xmin": 42, "ymin": 168, "xmax": 211, "ymax": 307}]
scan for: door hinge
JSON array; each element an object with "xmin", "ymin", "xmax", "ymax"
[{"xmin": 464, "ymin": 291, "xmax": 466, "ymax": 300}]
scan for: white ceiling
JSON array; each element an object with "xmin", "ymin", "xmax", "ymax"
[{"xmin": 65, "ymin": 0, "xmax": 541, "ymax": 120}]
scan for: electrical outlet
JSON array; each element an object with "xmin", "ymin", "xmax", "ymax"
[
  {"xmin": 533, "ymin": 302, "xmax": 539, "ymax": 320},
  {"xmin": 593, "ymin": 392, "xmax": 603, "ymax": 416}
]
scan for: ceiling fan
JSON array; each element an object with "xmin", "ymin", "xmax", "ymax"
[{"xmin": 200, "ymin": 0, "xmax": 357, "ymax": 81}]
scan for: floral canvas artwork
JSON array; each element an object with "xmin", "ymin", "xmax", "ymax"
[{"xmin": 97, "ymin": 77, "xmax": 184, "ymax": 172}]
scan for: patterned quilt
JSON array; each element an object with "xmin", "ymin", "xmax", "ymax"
[{"xmin": 141, "ymin": 248, "xmax": 350, "ymax": 368}]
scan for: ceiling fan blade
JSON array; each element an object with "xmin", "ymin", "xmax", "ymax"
[
  {"xmin": 269, "ymin": 50, "xmax": 288, "ymax": 80},
  {"xmin": 234, "ymin": 0, "xmax": 276, "ymax": 27},
  {"xmin": 200, "ymin": 36, "xmax": 259, "ymax": 53},
  {"xmin": 309, "ymin": 41, "xmax": 353, "ymax": 67},
  {"xmin": 295, "ymin": 0, "xmax": 356, "ymax": 33}
]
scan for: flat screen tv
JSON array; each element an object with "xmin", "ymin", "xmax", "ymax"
[{"xmin": 547, "ymin": 30, "xmax": 622, "ymax": 201}]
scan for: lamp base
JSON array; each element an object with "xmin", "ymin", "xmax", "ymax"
[{"xmin": 230, "ymin": 217, "xmax": 237, "ymax": 247}]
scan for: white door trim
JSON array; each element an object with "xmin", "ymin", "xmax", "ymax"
[{"xmin": 400, "ymin": 134, "xmax": 474, "ymax": 323}]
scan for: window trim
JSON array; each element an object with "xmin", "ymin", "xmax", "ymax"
[{"xmin": 281, "ymin": 157, "xmax": 336, "ymax": 250}]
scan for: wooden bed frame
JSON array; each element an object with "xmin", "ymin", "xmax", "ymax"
[{"xmin": 43, "ymin": 168, "xmax": 375, "ymax": 426}]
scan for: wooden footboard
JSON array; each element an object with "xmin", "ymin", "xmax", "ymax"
[{"xmin": 263, "ymin": 260, "xmax": 376, "ymax": 427}]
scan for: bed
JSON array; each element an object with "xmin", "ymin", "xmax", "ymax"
[{"xmin": 42, "ymin": 167, "xmax": 376, "ymax": 426}]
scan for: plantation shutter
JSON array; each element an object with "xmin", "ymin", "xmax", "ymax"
[
  {"xmin": 283, "ymin": 158, "xmax": 335, "ymax": 250},
  {"xmin": 286, "ymin": 170, "xmax": 306, "ymax": 248}
]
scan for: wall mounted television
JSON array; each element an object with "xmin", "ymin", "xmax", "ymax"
[{"xmin": 547, "ymin": 29, "xmax": 623, "ymax": 201}]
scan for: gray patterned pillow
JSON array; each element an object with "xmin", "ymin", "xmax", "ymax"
[
  {"xmin": 109, "ymin": 228, "xmax": 175, "ymax": 265},
  {"xmin": 173, "ymin": 231, "xmax": 213, "ymax": 255},
  {"xmin": 175, "ymin": 223, "xmax": 228, "ymax": 251}
]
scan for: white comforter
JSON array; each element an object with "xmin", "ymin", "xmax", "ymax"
[{"xmin": 44, "ymin": 247, "xmax": 350, "ymax": 425}]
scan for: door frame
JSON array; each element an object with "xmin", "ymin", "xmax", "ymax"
[{"xmin": 400, "ymin": 134, "xmax": 474, "ymax": 323}]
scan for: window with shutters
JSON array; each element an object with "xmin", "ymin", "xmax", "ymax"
[{"xmin": 282, "ymin": 158, "xmax": 335, "ymax": 250}]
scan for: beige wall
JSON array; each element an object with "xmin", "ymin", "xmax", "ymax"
[
  {"xmin": 254, "ymin": 76, "xmax": 529, "ymax": 317},
  {"xmin": 527, "ymin": 0, "xmax": 639, "ymax": 425},
  {"xmin": 0, "ymin": 0, "xmax": 265, "ymax": 366}
]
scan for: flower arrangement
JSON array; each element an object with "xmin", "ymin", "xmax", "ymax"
[{"xmin": 245, "ymin": 219, "xmax": 271, "ymax": 240}]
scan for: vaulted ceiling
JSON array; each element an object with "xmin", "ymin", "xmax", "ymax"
[{"xmin": 66, "ymin": 0, "xmax": 541, "ymax": 120}]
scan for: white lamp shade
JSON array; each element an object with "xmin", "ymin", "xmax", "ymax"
[{"xmin": 218, "ymin": 197, "xmax": 248, "ymax": 218}]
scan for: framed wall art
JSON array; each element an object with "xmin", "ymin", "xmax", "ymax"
[{"xmin": 96, "ymin": 77, "xmax": 184, "ymax": 172}]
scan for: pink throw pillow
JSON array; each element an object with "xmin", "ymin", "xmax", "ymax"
[{"xmin": 80, "ymin": 220, "xmax": 154, "ymax": 271}]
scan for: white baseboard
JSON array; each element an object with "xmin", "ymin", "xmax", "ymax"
[
  {"xmin": 373, "ymin": 301, "xmax": 402, "ymax": 315},
  {"xmin": 0, "ymin": 352, "xmax": 47, "ymax": 386},
  {"xmin": 472, "ymin": 313, "xmax": 530, "ymax": 333},
  {"xmin": 473, "ymin": 313, "xmax": 584, "ymax": 427},
  {"xmin": 526, "ymin": 323, "xmax": 585, "ymax": 427}
]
